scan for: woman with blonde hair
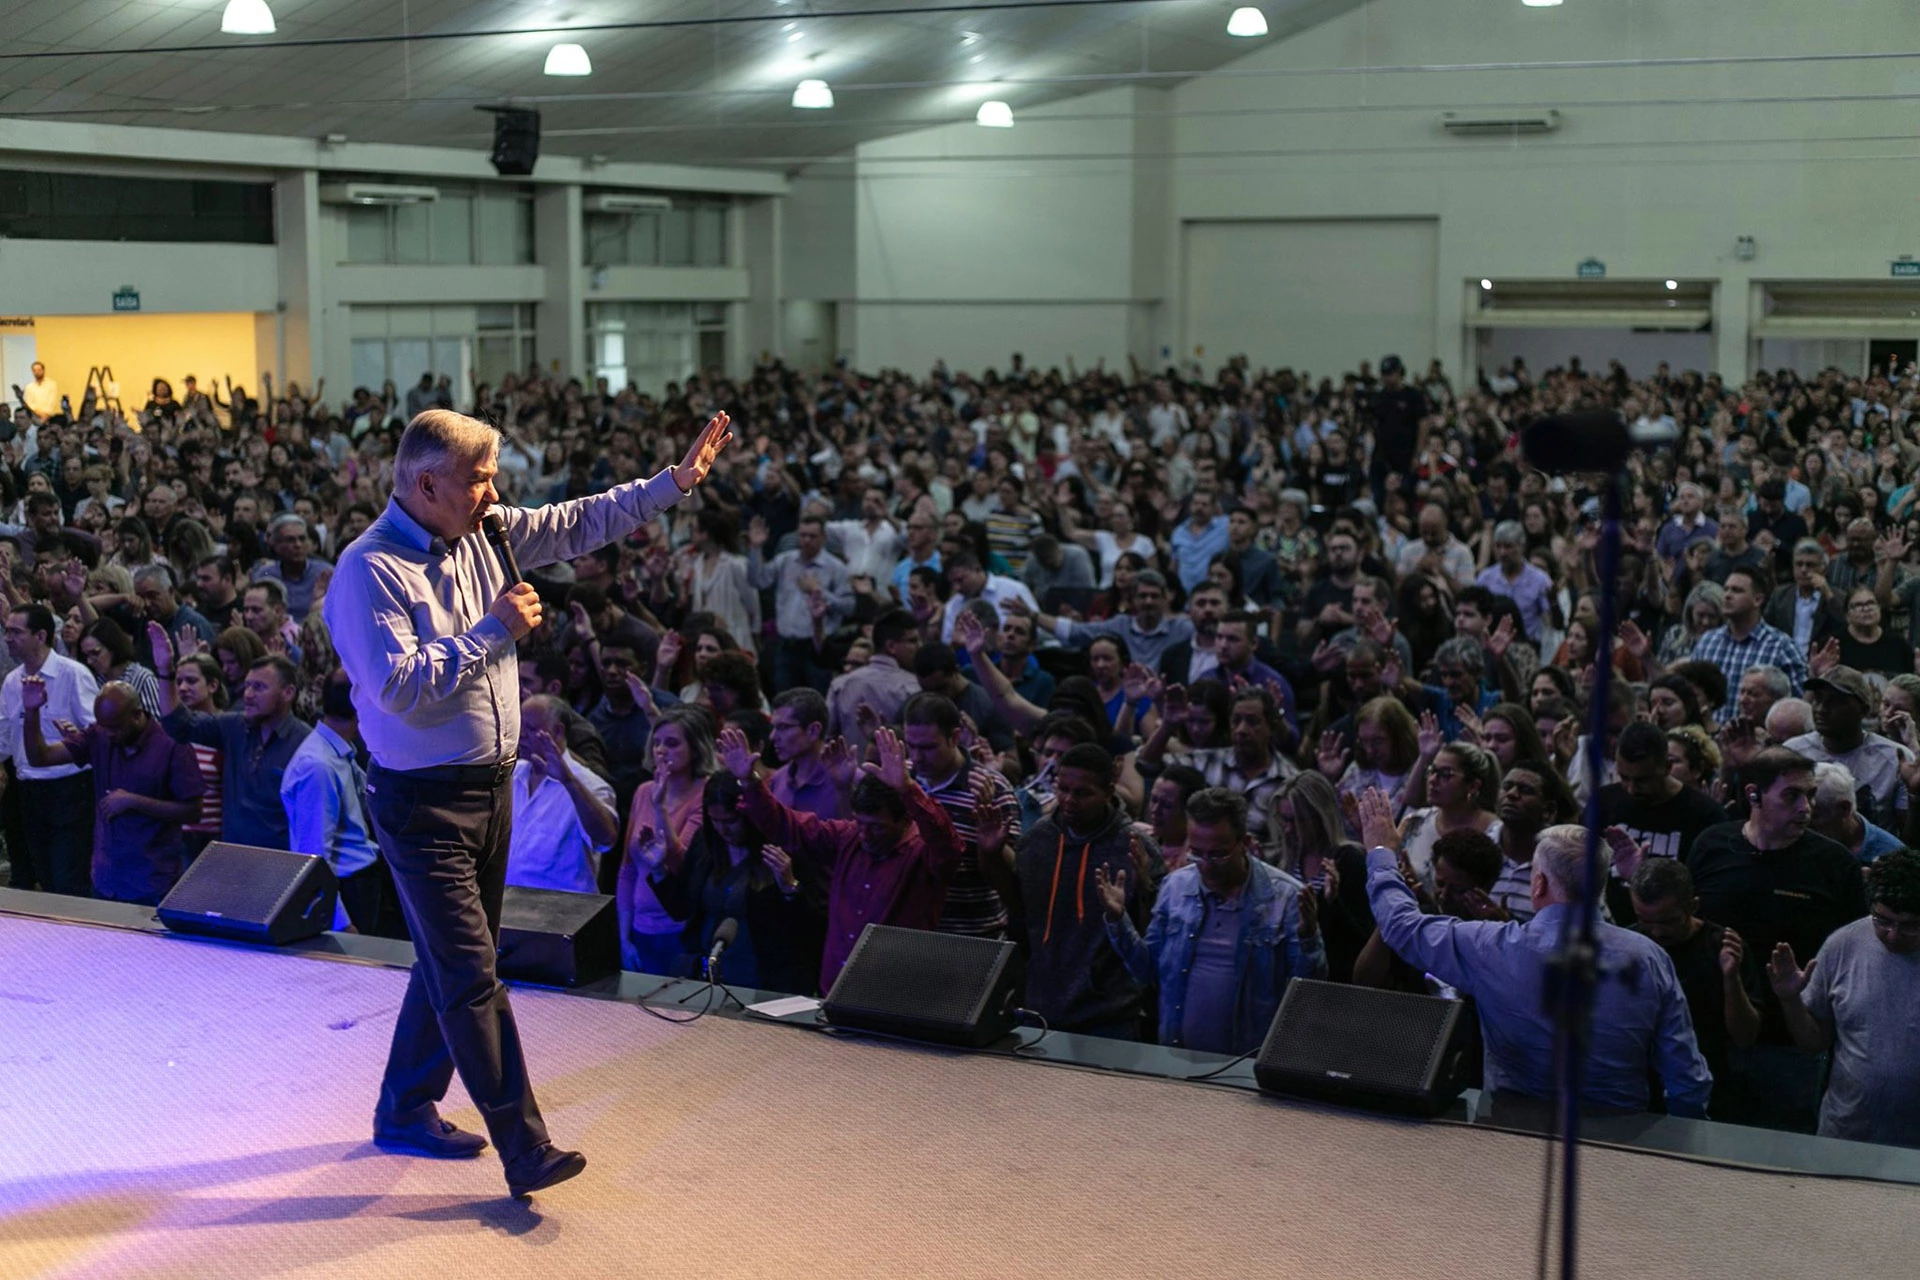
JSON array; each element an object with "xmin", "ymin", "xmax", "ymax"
[
  {"xmin": 1267, "ymin": 770, "xmax": 1372, "ymax": 983},
  {"xmin": 619, "ymin": 704, "xmax": 716, "ymax": 975}
]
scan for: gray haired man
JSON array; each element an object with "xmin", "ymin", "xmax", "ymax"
[{"xmin": 325, "ymin": 407, "xmax": 733, "ymax": 1198}]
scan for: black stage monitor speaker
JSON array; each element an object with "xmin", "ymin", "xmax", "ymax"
[
  {"xmin": 498, "ymin": 886, "xmax": 618, "ymax": 987},
  {"xmin": 1254, "ymin": 979, "xmax": 1475, "ymax": 1118},
  {"xmin": 484, "ymin": 106, "xmax": 542, "ymax": 176},
  {"xmin": 157, "ymin": 842, "xmax": 337, "ymax": 946},
  {"xmin": 823, "ymin": 924, "xmax": 1023, "ymax": 1048}
]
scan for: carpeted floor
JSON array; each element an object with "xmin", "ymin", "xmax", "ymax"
[{"xmin": 0, "ymin": 912, "xmax": 1912, "ymax": 1279}]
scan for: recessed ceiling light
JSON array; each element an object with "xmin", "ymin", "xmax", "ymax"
[
  {"xmin": 792, "ymin": 79, "xmax": 834, "ymax": 109},
  {"xmin": 220, "ymin": 0, "xmax": 275, "ymax": 34},
  {"xmin": 543, "ymin": 43, "xmax": 591, "ymax": 76},
  {"xmin": 1227, "ymin": 7, "xmax": 1268, "ymax": 37},
  {"xmin": 787, "ymin": 30, "xmax": 804, "ymax": 41},
  {"xmin": 1480, "ymin": 279, "xmax": 1493, "ymax": 290},
  {"xmin": 977, "ymin": 101, "xmax": 1013, "ymax": 128},
  {"xmin": 1522, "ymin": 0, "xmax": 1564, "ymax": 6},
  {"xmin": 1665, "ymin": 279, "xmax": 1679, "ymax": 290}
]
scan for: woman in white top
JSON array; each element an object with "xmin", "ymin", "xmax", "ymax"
[
  {"xmin": 676, "ymin": 507, "xmax": 760, "ymax": 649},
  {"xmin": 1396, "ymin": 742, "xmax": 1502, "ymax": 886},
  {"xmin": 1061, "ymin": 497, "xmax": 1155, "ymax": 588}
]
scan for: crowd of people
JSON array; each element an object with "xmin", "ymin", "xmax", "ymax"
[{"xmin": 5, "ymin": 347, "xmax": 1920, "ymax": 1150}]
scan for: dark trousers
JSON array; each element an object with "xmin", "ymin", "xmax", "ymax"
[
  {"xmin": 17, "ymin": 772, "xmax": 96, "ymax": 897},
  {"xmin": 338, "ymin": 855, "xmax": 410, "ymax": 941},
  {"xmin": 365, "ymin": 764, "xmax": 550, "ymax": 1167},
  {"xmin": 2, "ymin": 759, "xmax": 32, "ymax": 890},
  {"xmin": 772, "ymin": 636, "xmax": 829, "ymax": 694}
]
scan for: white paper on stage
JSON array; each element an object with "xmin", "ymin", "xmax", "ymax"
[{"xmin": 746, "ymin": 995, "xmax": 822, "ymax": 1019}]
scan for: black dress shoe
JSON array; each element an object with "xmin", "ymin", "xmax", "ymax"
[
  {"xmin": 505, "ymin": 1145, "xmax": 587, "ymax": 1199},
  {"xmin": 373, "ymin": 1116, "xmax": 490, "ymax": 1159}
]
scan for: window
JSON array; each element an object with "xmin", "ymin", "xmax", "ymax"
[
  {"xmin": 586, "ymin": 301, "xmax": 729, "ymax": 394},
  {"xmin": 349, "ymin": 304, "xmax": 535, "ymax": 395},
  {"xmin": 0, "ymin": 169, "xmax": 273, "ymax": 243},
  {"xmin": 582, "ymin": 197, "xmax": 727, "ymax": 267},
  {"xmin": 340, "ymin": 185, "xmax": 532, "ymax": 265}
]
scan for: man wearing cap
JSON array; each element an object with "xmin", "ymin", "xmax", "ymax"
[
  {"xmin": 1782, "ymin": 665, "xmax": 1912, "ymax": 834},
  {"xmin": 1362, "ymin": 355, "xmax": 1428, "ymax": 505}
]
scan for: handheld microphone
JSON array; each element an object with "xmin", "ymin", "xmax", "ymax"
[
  {"xmin": 479, "ymin": 511, "xmax": 523, "ymax": 585},
  {"xmin": 705, "ymin": 918, "xmax": 739, "ymax": 978}
]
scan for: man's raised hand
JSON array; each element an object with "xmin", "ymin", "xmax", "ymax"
[
  {"xmin": 717, "ymin": 724, "xmax": 758, "ymax": 780},
  {"xmin": 674, "ymin": 410, "xmax": 733, "ymax": 492},
  {"xmin": 1357, "ymin": 786, "xmax": 1400, "ymax": 852},
  {"xmin": 19, "ymin": 674, "xmax": 46, "ymax": 712},
  {"xmin": 145, "ymin": 620, "xmax": 173, "ymax": 671},
  {"xmin": 1093, "ymin": 865, "xmax": 1129, "ymax": 922},
  {"xmin": 864, "ymin": 726, "xmax": 910, "ymax": 792}
]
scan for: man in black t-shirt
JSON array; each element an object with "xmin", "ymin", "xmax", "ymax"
[
  {"xmin": 1598, "ymin": 723, "xmax": 1728, "ymax": 862},
  {"xmin": 1363, "ymin": 354, "xmax": 1428, "ymax": 504},
  {"xmin": 1626, "ymin": 858, "xmax": 1762, "ymax": 1119},
  {"xmin": 1684, "ymin": 748, "xmax": 1866, "ymax": 1131},
  {"xmin": 1599, "ymin": 723, "xmax": 1729, "ymax": 922}
]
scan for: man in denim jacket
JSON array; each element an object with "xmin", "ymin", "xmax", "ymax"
[{"xmin": 1099, "ymin": 787, "xmax": 1326, "ymax": 1054}]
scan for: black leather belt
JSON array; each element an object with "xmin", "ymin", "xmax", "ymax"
[{"xmin": 370, "ymin": 758, "xmax": 517, "ymax": 788}]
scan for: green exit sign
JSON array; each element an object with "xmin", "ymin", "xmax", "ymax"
[
  {"xmin": 1893, "ymin": 260, "xmax": 1920, "ymax": 278},
  {"xmin": 111, "ymin": 287, "xmax": 140, "ymax": 311},
  {"xmin": 1576, "ymin": 258, "xmax": 1606, "ymax": 280}
]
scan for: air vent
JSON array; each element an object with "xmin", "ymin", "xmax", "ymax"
[
  {"xmin": 319, "ymin": 182, "xmax": 440, "ymax": 206},
  {"xmin": 1441, "ymin": 110, "xmax": 1562, "ymax": 136},
  {"xmin": 584, "ymin": 193, "xmax": 674, "ymax": 214}
]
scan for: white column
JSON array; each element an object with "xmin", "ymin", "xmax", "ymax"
[
  {"xmin": 736, "ymin": 195, "xmax": 781, "ymax": 375},
  {"xmin": 534, "ymin": 184, "xmax": 584, "ymax": 379},
  {"xmin": 273, "ymin": 171, "xmax": 324, "ymax": 390}
]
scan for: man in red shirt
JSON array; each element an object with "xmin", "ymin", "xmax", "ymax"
[{"xmin": 717, "ymin": 722, "xmax": 962, "ymax": 992}]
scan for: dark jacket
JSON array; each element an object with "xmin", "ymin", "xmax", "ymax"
[
  {"xmin": 1762, "ymin": 584, "xmax": 1842, "ymax": 645},
  {"xmin": 1008, "ymin": 802, "xmax": 1162, "ymax": 1032},
  {"xmin": 650, "ymin": 829, "xmax": 828, "ymax": 997}
]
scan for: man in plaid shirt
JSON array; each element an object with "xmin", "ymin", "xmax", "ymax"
[{"xmin": 1692, "ymin": 567, "xmax": 1807, "ymax": 723}]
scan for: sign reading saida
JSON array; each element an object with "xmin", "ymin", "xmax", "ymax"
[
  {"xmin": 1576, "ymin": 258, "xmax": 1606, "ymax": 280},
  {"xmin": 112, "ymin": 287, "xmax": 140, "ymax": 312},
  {"xmin": 1892, "ymin": 259, "xmax": 1920, "ymax": 279}
]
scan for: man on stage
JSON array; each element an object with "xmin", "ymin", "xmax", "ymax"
[{"xmin": 325, "ymin": 407, "xmax": 732, "ymax": 1199}]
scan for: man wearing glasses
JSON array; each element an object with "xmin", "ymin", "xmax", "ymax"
[{"xmin": 1769, "ymin": 848, "xmax": 1920, "ymax": 1147}]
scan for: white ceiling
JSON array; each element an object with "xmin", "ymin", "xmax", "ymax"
[{"xmin": 0, "ymin": 0, "xmax": 1359, "ymax": 169}]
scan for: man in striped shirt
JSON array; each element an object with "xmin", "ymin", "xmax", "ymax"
[{"xmin": 901, "ymin": 691, "xmax": 1020, "ymax": 938}]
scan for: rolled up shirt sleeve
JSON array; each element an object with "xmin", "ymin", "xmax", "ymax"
[{"xmin": 499, "ymin": 470, "xmax": 687, "ymax": 572}]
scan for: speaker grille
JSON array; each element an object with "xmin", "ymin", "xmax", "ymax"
[
  {"xmin": 829, "ymin": 927, "xmax": 1004, "ymax": 1025},
  {"xmin": 165, "ymin": 844, "xmax": 312, "ymax": 923},
  {"xmin": 1255, "ymin": 980, "xmax": 1468, "ymax": 1115}
]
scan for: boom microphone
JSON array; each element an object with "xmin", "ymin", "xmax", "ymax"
[{"xmin": 479, "ymin": 512, "xmax": 524, "ymax": 585}]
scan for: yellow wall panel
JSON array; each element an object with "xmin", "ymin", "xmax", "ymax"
[{"xmin": 28, "ymin": 313, "xmax": 265, "ymax": 415}]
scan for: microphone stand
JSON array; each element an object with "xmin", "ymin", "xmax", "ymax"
[{"xmin": 1544, "ymin": 471, "xmax": 1623, "ymax": 1280}]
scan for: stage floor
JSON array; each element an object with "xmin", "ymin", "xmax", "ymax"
[{"xmin": 1, "ymin": 911, "xmax": 1914, "ymax": 1280}]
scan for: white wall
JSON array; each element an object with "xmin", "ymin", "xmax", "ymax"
[
  {"xmin": 0, "ymin": 240, "xmax": 278, "ymax": 315},
  {"xmin": 1167, "ymin": 0, "xmax": 1920, "ymax": 383},
  {"xmin": 844, "ymin": 87, "xmax": 1160, "ymax": 371},
  {"xmin": 813, "ymin": 0, "xmax": 1920, "ymax": 380}
]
